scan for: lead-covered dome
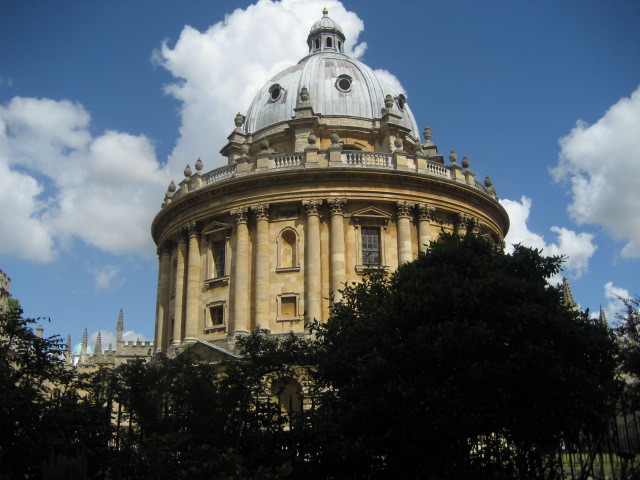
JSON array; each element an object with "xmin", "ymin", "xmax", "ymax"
[{"xmin": 244, "ymin": 10, "xmax": 419, "ymax": 138}]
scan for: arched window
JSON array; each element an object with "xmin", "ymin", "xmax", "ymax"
[
  {"xmin": 277, "ymin": 228, "xmax": 300, "ymax": 271},
  {"xmin": 315, "ymin": 38, "xmax": 320, "ymax": 50},
  {"xmin": 271, "ymin": 377, "xmax": 302, "ymax": 415},
  {"xmin": 326, "ymin": 37, "xmax": 333, "ymax": 48}
]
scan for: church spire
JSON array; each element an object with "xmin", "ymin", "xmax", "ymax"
[
  {"xmin": 80, "ymin": 328, "xmax": 88, "ymax": 365},
  {"xmin": 95, "ymin": 331, "xmax": 102, "ymax": 355},
  {"xmin": 598, "ymin": 306, "xmax": 608, "ymax": 327},
  {"xmin": 66, "ymin": 334, "xmax": 71, "ymax": 364},
  {"xmin": 561, "ymin": 277, "xmax": 577, "ymax": 311},
  {"xmin": 116, "ymin": 308, "xmax": 124, "ymax": 354}
]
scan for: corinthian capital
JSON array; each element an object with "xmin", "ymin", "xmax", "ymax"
[
  {"xmin": 186, "ymin": 221, "xmax": 200, "ymax": 238},
  {"xmin": 396, "ymin": 201, "xmax": 414, "ymax": 219},
  {"xmin": 251, "ymin": 203, "xmax": 270, "ymax": 221},
  {"xmin": 417, "ymin": 203, "xmax": 436, "ymax": 221},
  {"xmin": 302, "ymin": 199, "xmax": 322, "ymax": 217},
  {"xmin": 231, "ymin": 206, "xmax": 249, "ymax": 224},
  {"xmin": 327, "ymin": 198, "xmax": 347, "ymax": 215}
]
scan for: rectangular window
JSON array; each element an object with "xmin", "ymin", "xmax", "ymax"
[
  {"xmin": 277, "ymin": 293, "xmax": 301, "ymax": 322},
  {"xmin": 209, "ymin": 305, "xmax": 224, "ymax": 327},
  {"xmin": 361, "ymin": 227, "xmax": 380, "ymax": 265},
  {"xmin": 213, "ymin": 240, "xmax": 226, "ymax": 278}
]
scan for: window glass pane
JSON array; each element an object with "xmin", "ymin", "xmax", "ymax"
[
  {"xmin": 362, "ymin": 227, "xmax": 380, "ymax": 265},
  {"xmin": 210, "ymin": 306, "xmax": 224, "ymax": 325},
  {"xmin": 213, "ymin": 241, "xmax": 225, "ymax": 277}
]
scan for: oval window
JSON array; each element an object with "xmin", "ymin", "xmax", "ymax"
[
  {"xmin": 336, "ymin": 75, "xmax": 352, "ymax": 93},
  {"xmin": 269, "ymin": 84, "xmax": 283, "ymax": 102},
  {"xmin": 397, "ymin": 94, "xmax": 406, "ymax": 111}
]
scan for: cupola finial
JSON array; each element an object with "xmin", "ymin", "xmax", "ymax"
[{"xmin": 323, "ymin": 7, "xmax": 328, "ymax": 16}]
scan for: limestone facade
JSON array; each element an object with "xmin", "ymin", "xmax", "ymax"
[
  {"xmin": 0, "ymin": 268, "xmax": 10, "ymax": 313},
  {"xmin": 151, "ymin": 10, "xmax": 509, "ymax": 354}
]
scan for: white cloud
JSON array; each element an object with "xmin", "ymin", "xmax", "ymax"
[
  {"xmin": 500, "ymin": 196, "xmax": 597, "ymax": 281},
  {"xmin": 552, "ymin": 86, "xmax": 640, "ymax": 258},
  {"xmin": 155, "ymin": 0, "xmax": 368, "ymax": 175},
  {"xmin": 0, "ymin": 97, "xmax": 169, "ymax": 262},
  {"xmin": 92, "ymin": 265, "xmax": 121, "ymax": 289},
  {"xmin": 603, "ymin": 281, "xmax": 631, "ymax": 326}
]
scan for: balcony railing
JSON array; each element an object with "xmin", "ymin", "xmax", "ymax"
[
  {"xmin": 169, "ymin": 149, "xmax": 495, "ymax": 203},
  {"xmin": 342, "ymin": 152, "xmax": 392, "ymax": 167}
]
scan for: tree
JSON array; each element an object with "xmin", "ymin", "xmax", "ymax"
[
  {"xmin": 307, "ymin": 233, "xmax": 621, "ymax": 480},
  {"xmin": 615, "ymin": 296, "xmax": 640, "ymax": 379}
]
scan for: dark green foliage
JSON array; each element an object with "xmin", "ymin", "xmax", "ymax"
[
  {"xmin": 0, "ymin": 234, "xmax": 624, "ymax": 479},
  {"xmin": 616, "ymin": 296, "xmax": 640, "ymax": 379},
  {"xmin": 0, "ymin": 301, "xmax": 90, "ymax": 480},
  {"xmin": 309, "ymin": 233, "xmax": 621, "ymax": 479}
]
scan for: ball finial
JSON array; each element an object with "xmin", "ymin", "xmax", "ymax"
[{"xmin": 322, "ymin": 7, "xmax": 328, "ymax": 15}]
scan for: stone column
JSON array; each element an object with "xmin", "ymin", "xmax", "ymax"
[
  {"xmin": 252, "ymin": 204, "xmax": 270, "ymax": 329},
  {"xmin": 417, "ymin": 203, "xmax": 435, "ymax": 253},
  {"xmin": 183, "ymin": 223, "xmax": 201, "ymax": 343},
  {"xmin": 396, "ymin": 201, "xmax": 413, "ymax": 264},
  {"xmin": 154, "ymin": 242, "xmax": 172, "ymax": 352},
  {"xmin": 328, "ymin": 198, "xmax": 347, "ymax": 302},
  {"xmin": 232, "ymin": 207, "xmax": 250, "ymax": 335},
  {"xmin": 303, "ymin": 199, "xmax": 322, "ymax": 323},
  {"xmin": 172, "ymin": 232, "xmax": 187, "ymax": 346}
]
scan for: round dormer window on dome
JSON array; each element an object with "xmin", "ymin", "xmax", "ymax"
[
  {"xmin": 336, "ymin": 74, "xmax": 352, "ymax": 93},
  {"xmin": 397, "ymin": 94, "xmax": 406, "ymax": 111},
  {"xmin": 269, "ymin": 84, "xmax": 283, "ymax": 102}
]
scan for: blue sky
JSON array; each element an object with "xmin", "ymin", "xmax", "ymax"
[{"xmin": 1, "ymin": 0, "xmax": 639, "ymax": 349}]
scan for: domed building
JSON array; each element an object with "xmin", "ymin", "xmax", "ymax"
[{"xmin": 151, "ymin": 9, "xmax": 509, "ymax": 355}]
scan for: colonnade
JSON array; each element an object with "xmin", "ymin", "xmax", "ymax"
[{"xmin": 154, "ymin": 200, "xmax": 440, "ymax": 351}]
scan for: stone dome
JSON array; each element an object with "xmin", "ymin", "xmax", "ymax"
[
  {"xmin": 244, "ymin": 11, "xmax": 419, "ymax": 138},
  {"xmin": 71, "ymin": 342, "xmax": 94, "ymax": 356},
  {"xmin": 308, "ymin": 8, "xmax": 345, "ymax": 38}
]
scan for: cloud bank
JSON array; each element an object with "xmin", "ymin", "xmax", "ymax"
[
  {"xmin": 0, "ymin": 97, "xmax": 168, "ymax": 262},
  {"xmin": 552, "ymin": 86, "xmax": 640, "ymax": 258},
  {"xmin": 500, "ymin": 196, "xmax": 597, "ymax": 281}
]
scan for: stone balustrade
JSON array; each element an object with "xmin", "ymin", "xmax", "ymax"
[{"xmin": 169, "ymin": 149, "xmax": 495, "ymax": 203}]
